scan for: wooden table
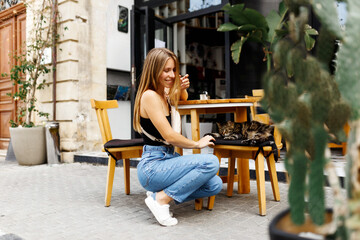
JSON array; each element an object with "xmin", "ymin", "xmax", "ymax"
[{"xmin": 177, "ymin": 97, "xmax": 260, "ymax": 195}]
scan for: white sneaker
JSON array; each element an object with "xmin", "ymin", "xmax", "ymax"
[
  {"xmin": 145, "ymin": 195, "xmax": 178, "ymax": 227},
  {"xmin": 146, "ymin": 191, "xmax": 173, "ymax": 217}
]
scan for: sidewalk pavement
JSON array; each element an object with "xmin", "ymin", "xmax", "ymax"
[{"xmin": 0, "ymin": 157, "xmax": 334, "ymax": 240}]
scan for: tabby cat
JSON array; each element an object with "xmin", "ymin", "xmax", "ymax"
[{"xmin": 205, "ymin": 120, "xmax": 274, "ymax": 145}]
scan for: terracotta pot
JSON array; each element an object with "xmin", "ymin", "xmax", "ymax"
[
  {"xmin": 269, "ymin": 208, "xmax": 335, "ymax": 240},
  {"xmin": 9, "ymin": 126, "xmax": 47, "ymax": 165}
]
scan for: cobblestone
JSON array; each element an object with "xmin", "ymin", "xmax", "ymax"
[{"xmin": 0, "ymin": 159, "xmax": 333, "ymax": 240}]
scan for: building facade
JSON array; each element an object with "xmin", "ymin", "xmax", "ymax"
[{"xmin": 1, "ymin": 0, "xmax": 285, "ymax": 162}]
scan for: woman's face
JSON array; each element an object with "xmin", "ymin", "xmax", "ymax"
[{"xmin": 158, "ymin": 58, "xmax": 176, "ymax": 89}]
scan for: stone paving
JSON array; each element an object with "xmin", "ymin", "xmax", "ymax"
[{"xmin": 0, "ymin": 157, "xmax": 334, "ymax": 240}]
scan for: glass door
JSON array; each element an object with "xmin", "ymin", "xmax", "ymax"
[{"xmin": 154, "ymin": 17, "xmax": 173, "ymax": 50}]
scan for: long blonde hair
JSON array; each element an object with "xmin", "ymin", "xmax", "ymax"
[{"xmin": 133, "ymin": 48, "xmax": 180, "ymax": 133}]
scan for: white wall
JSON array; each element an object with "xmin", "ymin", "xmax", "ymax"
[
  {"xmin": 107, "ymin": 0, "xmax": 134, "ymax": 71},
  {"xmin": 108, "ymin": 101, "xmax": 131, "ymax": 139}
]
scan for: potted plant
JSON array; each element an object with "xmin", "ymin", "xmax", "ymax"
[
  {"xmin": 217, "ymin": 1, "xmax": 318, "ymax": 71},
  {"xmin": 260, "ymin": 0, "xmax": 359, "ymax": 239},
  {"xmin": 220, "ymin": 0, "xmax": 359, "ymax": 238},
  {"xmin": 3, "ymin": 0, "xmax": 58, "ymax": 165}
]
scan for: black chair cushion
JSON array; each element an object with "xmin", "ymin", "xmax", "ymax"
[
  {"xmin": 104, "ymin": 138, "xmax": 144, "ymax": 149},
  {"xmin": 212, "ymin": 137, "xmax": 274, "ymax": 147},
  {"xmin": 210, "ymin": 136, "xmax": 279, "ymax": 162}
]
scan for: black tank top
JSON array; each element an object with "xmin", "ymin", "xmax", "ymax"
[{"xmin": 140, "ymin": 115, "xmax": 171, "ymax": 146}]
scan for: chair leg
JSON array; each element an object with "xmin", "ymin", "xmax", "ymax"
[
  {"xmin": 175, "ymin": 146, "xmax": 183, "ymax": 155},
  {"xmin": 213, "ymin": 150, "xmax": 222, "ymax": 174},
  {"xmin": 227, "ymin": 157, "xmax": 235, "ymax": 197},
  {"xmin": 207, "ymin": 196, "xmax": 215, "ymax": 210},
  {"xmin": 285, "ymin": 171, "xmax": 290, "ymax": 184},
  {"xmin": 266, "ymin": 154, "xmax": 280, "ymax": 201},
  {"xmin": 195, "ymin": 198, "xmax": 203, "ymax": 210},
  {"xmin": 205, "ymin": 149, "xmax": 224, "ymax": 210},
  {"xmin": 342, "ymin": 142, "xmax": 347, "ymax": 156},
  {"xmin": 255, "ymin": 153, "xmax": 266, "ymax": 216},
  {"xmin": 105, "ymin": 156, "xmax": 116, "ymax": 207},
  {"xmin": 237, "ymin": 158, "xmax": 250, "ymax": 194},
  {"xmin": 123, "ymin": 158, "xmax": 130, "ymax": 195}
]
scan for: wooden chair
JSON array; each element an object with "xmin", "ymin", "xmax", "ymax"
[
  {"xmin": 209, "ymin": 126, "xmax": 282, "ymax": 216},
  {"xmin": 251, "ymin": 89, "xmax": 349, "ymax": 155},
  {"xmin": 250, "ymin": 89, "xmax": 279, "ymax": 157},
  {"xmin": 91, "ymin": 99, "xmax": 144, "ymax": 207},
  {"xmin": 207, "ymin": 91, "xmax": 282, "ymax": 215},
  {"xmin": 328, "ymin": 123, "xmax": 350, "ymax": 155},
  {"xmin": 250, "ymin": 89, "xmax": 270, "ymax": 124}
]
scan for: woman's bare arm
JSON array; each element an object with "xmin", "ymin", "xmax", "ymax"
[{"xmin": 141, "ymin": 90, "xmax": 214, "ymax": 149}]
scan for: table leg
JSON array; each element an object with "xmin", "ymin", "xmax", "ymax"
[
  {"xmin": 234, "ymin": 107, "xmax": 247, "ymax": 122},
  {"xmin": 190, "ymin": 110, "xmax": 202, "ymax": 209},
  {"xmin": 190, "ymin": 109, "xmax": 201, "ymax": 154},
  {"xmin": 234, "ymin": 107, "xmax": 250, "ymax": 194}
]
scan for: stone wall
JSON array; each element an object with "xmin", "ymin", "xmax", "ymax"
[{"xmin": 32, "ymin": 0, "xmax": 108, "ymax": 162}]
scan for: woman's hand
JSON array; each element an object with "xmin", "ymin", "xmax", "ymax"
[
  {"xmin": 180, "ymin": 74, "xmax": 190, "ymax": 90},
  {"xmin": 179, "ymin": 74, "xmax": 189, "ymax": 101},
  {"xmin": 196, "ymin": 135, "xmax": 215, "ymax": 149}
]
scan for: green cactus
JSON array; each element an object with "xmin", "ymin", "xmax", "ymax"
[
  {"xmin": 263, "ymin": 0, "xmax": 360, "ymax": 238},
  {"xmin": 220, "ymin": 0, "xmax": 360, "ymax": 237}
]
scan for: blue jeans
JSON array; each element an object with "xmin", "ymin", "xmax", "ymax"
[{"xmin": 137, "ymin": 145, "xmax": 223, "ymax": 203}]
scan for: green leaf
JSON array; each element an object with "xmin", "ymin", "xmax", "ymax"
[
  {"xmin": 242, "ymin": 8, "xmax": 269, "ymax": 29},
  {"xmin": 304, "ymin": 24, "xmax": 319, "ymax": 36},
  {"xmin": 237, "ymin": 24, "xmax": 258, "ymax": 32},
  {"xmin": 222, "ymin": 3, "xmax": 243, "ymax": 12},
  {"xmin": 223, "ymin": 3, "xmax": 268, "ymax": 32},
  {"xmin": 9, "ymin": 120, "xmax": 18, "ymax": 128},
  {"xmin": 247, "ymin": 29, "xmax": 264, "ymax": 43},
  {"xmin": 230, "ymin": 36, "xmax": 248, "ymax": 64},
  {"xmin": 222, "ymin": 3, "xmax": 246, "ymax": 26},
  {"xmin": 304, "ymin": 33, "xmax": 316, "ymax": 51},
  {"xmin": 275, "ymin": 29, "xmax": 289, "ymax": 39},
  {"xmin": 266, "ymin": 2, "xmax": 288, "ymax": 44},
  {"xmin": 278, "ymin": 1, "xmax": 287, "ymax": 17},
  {"xmin": 217, "ymin": 22, "xmax": 239, "ymax": 32},
  {"xmin": 266, "ymin": 10, "xmax": 281, "ymax": 43}
]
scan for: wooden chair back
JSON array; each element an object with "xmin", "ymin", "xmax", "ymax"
[
  {"xmin": 328, "ymin": 122, "xmax": 350, "ymax": 155},
  {"xmin": 91, "ymin": 99, "xmax": 118, "ymax": 144},
  {"xmin": 252, "ymin": 89, "xmax": 264, "ymax": 98},
  {"xmin": 250, "ymin": 89, "xmax": 270, "ymax": 124}
]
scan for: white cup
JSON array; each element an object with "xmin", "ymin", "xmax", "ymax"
[{"xmin": 200, "ymin": 94, "xmax": 207, "ymax": 100}]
